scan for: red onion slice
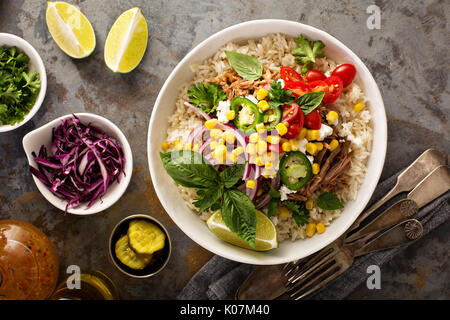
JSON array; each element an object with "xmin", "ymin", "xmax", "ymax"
[{"xmin": 184, "ymin": 101, "xmax": 211, "ymax": 120}]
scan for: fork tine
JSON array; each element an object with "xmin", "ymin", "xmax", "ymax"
[
  {"xmin": 288, "ymin": 261, "xmax": 343, "ymax": 300},
  {"xmin": 286, "ymin": 246, "xmax": 336, "ymax": 283}
]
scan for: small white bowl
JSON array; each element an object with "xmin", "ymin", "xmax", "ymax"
[
  {"xmin": 23, "ymin": 113, "xmax": 133, "ymax": 215},
  {"xmin": 148, "ymin": 19, "xmax": 387, "ymax": 265},
  {"xmin": 0, "ymin": 33, "xmax": 47, "ymax": 132}
]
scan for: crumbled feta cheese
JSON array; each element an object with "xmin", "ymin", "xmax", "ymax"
[
  {"xmin": 317, "ymin": 124, "xmax": 333, "ymax": 141},
  {"xmin": 279, "ymin": 184, "xmax": 296, "ymax": 201},
  {"xmin": 277, "ymin": 78, "xmax": 285, "ymax": 88},
  {"xmin": 340, "ymin": 122, "xmax": 363, "ymax": 147},
  {"xmin": 245, "ymin": 95, "xmax": 258, "ymax": 105},
  {"xmin": 298, "ymin": 138, "xmax": 308, "ymax": 153},
  {"xmin": 307, "ymin": 155, "xmax": 314, "ymax": 164},
  {"xmin": 216, "ymin": 100, "xmax": 231, "ymax": 123}
]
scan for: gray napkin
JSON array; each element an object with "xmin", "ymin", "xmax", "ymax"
[{"xmin": 177, "ymin": 166, "xmax": 450, "ymax": 300}]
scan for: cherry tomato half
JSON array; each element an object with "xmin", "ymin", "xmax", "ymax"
[
  {"xmin": 323, "ymin": 76, "xmax": 344, "ymax": 104},
  {"xmin": 281, "ymin": 102, "xmax": 300, "ymax": 123},
  {"xmin": 304, "ymin": 109, "xmax": 322, "ymax": 130},
  {"xmin": 331, "ymin": 64, "xmax": 356, "ymax": 87},
  {"xmin": 284, "ymin": 80, "xmax": 310, "ymax": 97},
  {"xmin": 306, "ymin": 69, "xmax": 326, "ymax": 82},
  {"xmin": 280, "ymin": 66, "xmax": 303, "ymax": 83},
  {"xmin": 284, "ymin": 121, "xmax": 302, "ymax": 139},
  {"xmin": 308, "ymin": 80, "xmax": 329, "ymax": 94}
]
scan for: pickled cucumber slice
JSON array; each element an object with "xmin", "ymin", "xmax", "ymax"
[
  {"xmin": 127, "ymin": 220, "xmax": 166, "ymax": 255},
  {"xmin": 115, "ymin": 235, "xmax": 152, "ymax": 270}
]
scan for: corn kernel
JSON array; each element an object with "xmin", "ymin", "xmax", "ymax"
[
  {"xmin": 257, "ymin": 188, "xmax": 264, "ymax": 197},
  {"xmin": 225, "ymin": 110, "xmax": 236, "ymax": 120},
  {"xmin": 316, "ymin": 222, "xmax": 326, "ymax": 234},
  {"xmin": 307, "ymin": 129, "xmax": 320, "ymax": 141},
  {"xmin": 173, "ymin": 140, "xmax": 180, "ymax": 146},
  {"xmin": 314, "ymin": 142, "xmax": 324, "ymax": 151},
  {"xmin": 267, "ymin": 135, "xmax": 280, "ymax": 144},
  {"xmin": 262, "ymin": 168, "xmax": 276, "ymax": 178},
  {"xmin": 183, "ymin": 143, "xmax": 191, "ymax": 150},
  {"xmin": 276, "ymin": 123, "xmax": 288, "ymax": 136},
  {"xmin": 257, "ymin": 140, "xmax": 267, "ymax": 155},
  {"xmin": 223, "ymin": 131, "xmax": 236, "ymax": 144},
  {"xmin": 306, "ymin": 142, "xmax": 318, "ymax": 155},
  {"xmin": 282, "ymin": 141, "xmax": 292, "ymax": 152},
  {"xmin": 210, "ymin": 140, "xmax": 218, "ymax": 150},
  {"xmin": 256, "ymin": 123, "xmax": 265, "ymax": 134},
  {"xmin": 257, "ymin": 100, "xmax": 270, "ymax": 112},
  {"xmin": 265, "ymin": 161, "xmax": 273, "ymax": 170},
  {"xmin": 161, "ymin": 141, "xmax": 169, "ymax": 151},
  {"xmin": 214, "ymin": 145, "xmax": 226, "ymax": 163},
  {"xmin": 227, "ymin": 152, "xmax": 238, "ymax": 163},
  {"xmin": 326, "ymin": 111, "xmax": 339, "ymax": 123},
  {"xmin": 215, "ymin": 144, "xmax": 226, "ymax": 155},
  {"xmin": 204, "ymin": 119, "xmax": 218, "ymax": 130},
  {"xmin": 354, "ymin": 102, "xmax": 364, "ymax": 112},
  {"xmin": 312, "ymin": 163, "xmax": 320, "ymax": 175},
  {"xmin": 232, "ymin": 146, "xmax": 244, "ymax": 156},
  {"xmin": 246, "ymin": 179, "xmax": 256, "ymax": 189},
  {"xmin": 306, "ymin": 223, "xmax": 317, "ymax": 237},
  {"xmin": 298, "ymin": 127, "xmax": 308, "ymax": 140},
  {"xmin": 329, "ymin": 139, "xmax": 339, "ymax": 151},
  {"xmin": 210, "ymin": 128, "xmax": 223, "ymax": 139},
  {"xmin": 246, "ymin": 143, "xmax": 257, "ymax": 155},
  {"xmin": 249, "ymin": 154, "xmax": 258, "ymax": 164},
  {"xmin": 290, "ymin": 139, "xmax": 299, "ymax": 151},
  {"xmin": 305, "ymin": 199, "xmax": 314, "ymax": 210},
  {"xmin": 217, "ymin": 138, "xmax": 225, "ymax": 145},
  {"xmin": 192, "ymin": 144, "xmax": 200, "ymax": 152},
  {"xmin": 256, "ymin": 88, "xmax": 268, "ymax": 100},
  {"xmin": 278, "ymin": 205, "xmax": 291, "ymax": 217},
  {"xmin": 256, "ymin": 156, "xmax": 265, "ymax": 167},
  {"xmin": 249, "ymin": 132, "xmax": 259, "ymax": 143}
]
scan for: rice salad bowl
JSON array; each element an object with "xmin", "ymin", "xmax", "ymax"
[{"xmin": 148, "ymin": 20, "xmax": 386, "ymax": 264}]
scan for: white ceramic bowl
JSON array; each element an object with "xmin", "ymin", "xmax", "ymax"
[
  {"xmin": 23, "ymin": 113, "xmax": 133, "ymax": 215},
  {"xmin": 147, "ymin": 20, "xmax": 387, "ymax": 265},
  {"xmin": 0, "ymin": 33, "xmax": 47, "ymax": 132}
]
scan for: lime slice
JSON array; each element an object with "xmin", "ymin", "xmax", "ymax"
[
  {"xmin": 206, "ymin": 210, "xmax": 278, "ymax": 251},
  {"xmin": 46, "ymin": 1, "xmax": 96, "ymax": 58},
  {"xmin": 127, "ymin": 220, "xmax": 166, "ymax": 255},
  {"xmin": 115, "ymin": 235, "xmax": 152, "ymax": 270},
  {"xmin": 104, "ymin": 7, "xmax": 148, "ymax": 73}
]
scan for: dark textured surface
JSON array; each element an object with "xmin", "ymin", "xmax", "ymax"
[{"xmin": 0, "ymin": 0, "xmax": 448, "ymax": 299}]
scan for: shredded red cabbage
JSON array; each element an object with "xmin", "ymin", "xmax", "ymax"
[{"xmin": 29, "ymin": 116, "xmax": 126, "ymax": 213}]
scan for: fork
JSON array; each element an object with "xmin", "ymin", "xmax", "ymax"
[{"xmin": 285, "ymin": 219, "xmax": 423, "ymax": 300}]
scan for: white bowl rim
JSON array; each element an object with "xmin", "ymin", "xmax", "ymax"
[
  {"xmin": 147, "ymin": 19, "xmax": 387, "ymax": 264},
  {"xmin": 22, "ymin": 112, "xmax": 133, "ymax": 215},
  {"xmin": 0, "ymin": 32, "xmax": 47, "ymax": 133}
]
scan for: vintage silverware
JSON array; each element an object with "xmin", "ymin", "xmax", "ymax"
[
  {"xmin": 345, "ymin": 165, "xmax": 450, "ymax": 242},
  {"xmin": 347, "ymin": 148, "xmax": 446, "ymax": 233},
  {"xmin": 286, "ymin": 219, "xmax": 423, "ymax": 300}
]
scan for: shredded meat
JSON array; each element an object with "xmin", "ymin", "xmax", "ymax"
[{"xmin": 287, "ymin": 193, "xmax": 308, "ymax": 202}]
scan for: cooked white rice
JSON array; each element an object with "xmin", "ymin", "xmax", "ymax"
[{"xmin": 165, "ymin": 33, "xmax": 373, "ymax": 242}]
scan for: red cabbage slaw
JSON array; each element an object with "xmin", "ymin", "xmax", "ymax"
[{"xmin": 29, "ymin": 116, "xmax": 126, "ymax": 213}]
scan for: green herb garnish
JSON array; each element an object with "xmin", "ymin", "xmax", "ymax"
[
  {"xmin": 267, "ymin": 81, "xmax": 295, "ymax": 108},
  {"xmin": 267, "ymin": 186, "xmax": 281, "ymax": 218},
  {"xmin": 225, "ymin": 51, "xmax": 263, "ymax": 81},
  {"xmin": 316, "ymin": 192, "xmax": 344, "ymax": 210},
  {"xmin": 292, "ymin": 34, "xmax": 325, "ymax": 75},
  {"xmin": 187, "ymin": 81, "xmax": 226, "ymax": 114},
  {"xmin": 160, "ymin": 151, "xmax": 257, "ymax": 248},
  {"xmin": 282, "ymin": 200, "xmax": 310, "ymax": 226},
  {"xmin": 295, "ymin": 91, "xmax": 325, "ymax": 115},
  {"xmin": 0, "ymin": 46, "xmax": 41, "ymax": 126}
]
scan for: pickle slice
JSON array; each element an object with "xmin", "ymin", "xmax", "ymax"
[
  {"xmin": 127, "ymin": 220, "xmax": 166, "ymax": 255},
  {"xmin": 115, "ymin": 235, "xmax": 152, "ymax": 270}
]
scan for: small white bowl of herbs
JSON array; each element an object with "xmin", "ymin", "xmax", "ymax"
[{"xmin": 0, "ymin": 33, "xmax": 47, "ymax": 132}]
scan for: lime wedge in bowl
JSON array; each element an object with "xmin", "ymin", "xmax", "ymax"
[
  {"xmin": 207, "ymin": 210, "xmax": 278, "ymax": 251},
  {"xmin": 46, "ymin": 1, "xmax": 96, "ymax": 58}
]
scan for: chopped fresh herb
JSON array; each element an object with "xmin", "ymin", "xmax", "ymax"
[
  {"xmin": 267, "ymin": 81, "xmax": 295, "ymax": 108},
  {"xmin": 160, "ymin": 151, "xmax": 257, "ymax": 247},
  {"xmin": 295, "ymin": 91, "xmax": 325, "ymax": 115},
  {"xmin": 225, "ymin": 51, "xmax": 263, "ymax": 81},
  {"xmin": 292, "ymin": 34, "xmax": 325, "ymax": 75},
  {"xmin": 267, "ymin": 186, "xmax": 281, "ymax": 217},
  {"xmin": 316, "ymin": 192, "xmax": 344, "ymax": 210},
  {"xmin": 187, "ymin": 81, "xmax": 226, "ymax": 114},
  {"xmin": 0, "ymin": 46, "xmax": 41, "ymax": 126},
  {"xmin": 282, "ymin": 200, "xmax": 310, "ymax": 226}
]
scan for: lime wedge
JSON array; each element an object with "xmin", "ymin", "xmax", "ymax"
[
  {"xmin": 206, "ymin": 210, "xmax": 278, "ymax": 251},
  {"xmin": 46, "ymin": 1, "xmax": 96, "ymax": 58},
  {"xmin": 104, "ymin": 7, "xmax": 148, "ymax": 73}
]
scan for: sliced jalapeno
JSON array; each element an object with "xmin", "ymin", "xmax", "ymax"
[
  {"xmin": 231, "ymin": 97, "xmax": 264, "ymax": 134},
  {"xmin": 263, "ymin": 105, "xmax": 282, "ymax": 130},
  {"xmin": 279, "ymin": 151, "xmax": 312, "ymax": 191}
]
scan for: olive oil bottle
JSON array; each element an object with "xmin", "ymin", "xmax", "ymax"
[{"xmin": 50, "ymin": 270, "xmax": 119, "ymax": 300}]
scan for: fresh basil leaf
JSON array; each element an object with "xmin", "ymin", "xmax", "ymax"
[
  {"xmin": 221, "ymin": 188, "xmax": 257, "ymax": 248},
  {"xmin": 225, "ymin": 51, "xmax": 263, "ymax": 81},
  {"xmin": 160, "ymin": 151, "xmax": 220, "ymax": 189},
  {"xmin": 269, "ymin": 186, "xmax": 281, "ymax": 199},
  {"xmin": 220, "ymin": 163, "xmax": 246, "ymax": 188},
  {"xmin": 282, "ymin": 200, "xmax": 310, "ymax": 226},
  {"xmin": 267, "ymin": 198, "xmax": 279, "ymax": 218},
  {"xmin": 292, "ymin": 34, "xmax": 325, "ymax": 75},
  {"xmin": 193, "ymin": 186, "xmax": 224, "ymax": 213},
  {"xmin": 316, "ymin": 192, "xmax": 344, "ymax": 210},
  {"xmin": 295, "ymin": 92, "xmax": 325, "ymax": 115},
  {"xmin": 187, "ymin": 81, "xmax": 226, "ymax": 114}
]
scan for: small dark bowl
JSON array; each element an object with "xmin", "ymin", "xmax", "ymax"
[{"xmin": 109, "ymin": 214, "xmax": 172, "ymax": 278}]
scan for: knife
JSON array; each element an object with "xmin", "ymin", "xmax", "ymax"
[{"xmin": 345, "ymin": 165, "xmax": 450, "ymax": 242}]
